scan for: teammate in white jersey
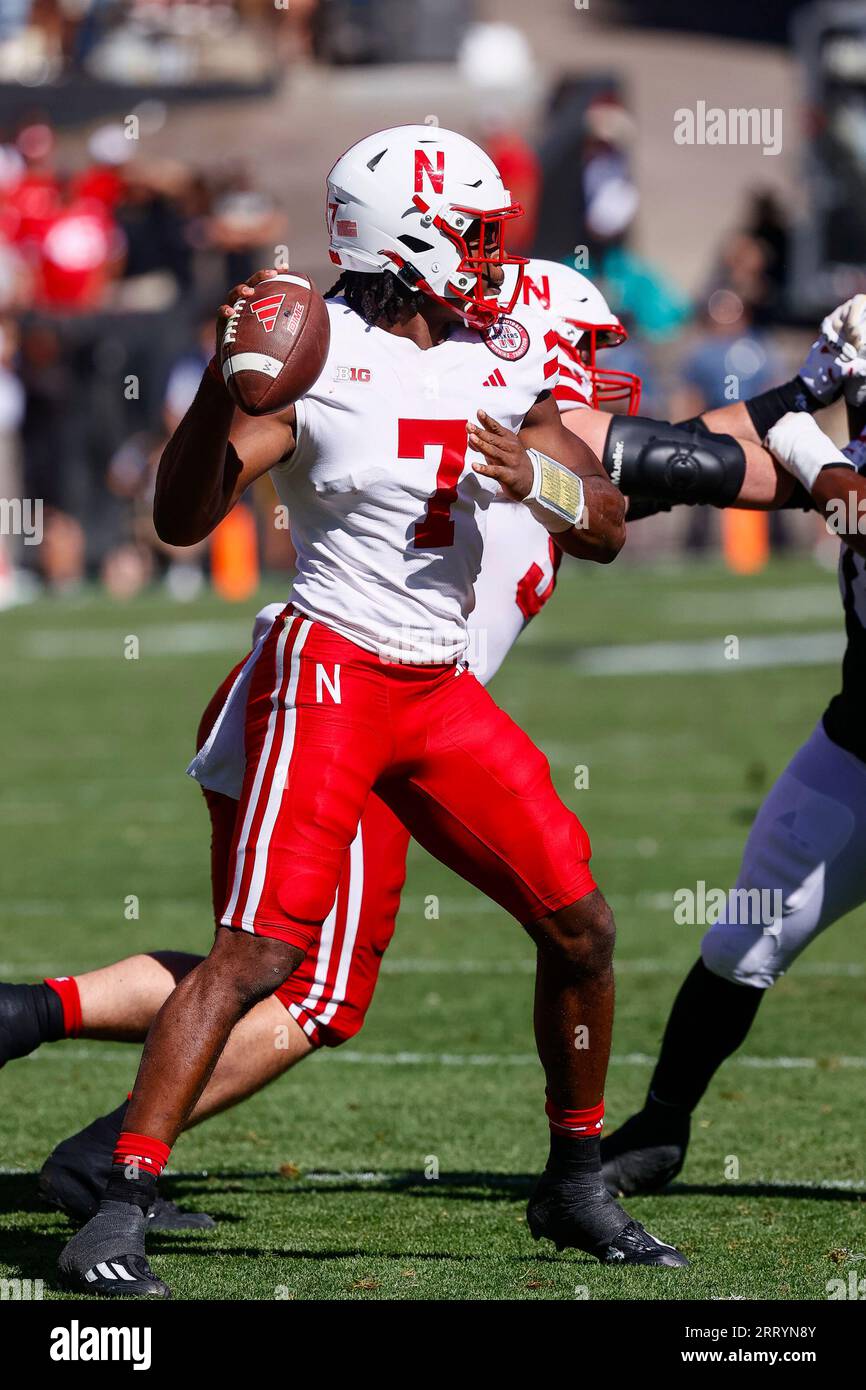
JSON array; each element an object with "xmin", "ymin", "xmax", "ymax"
[{"xmin": 55, "ymin": 127, "xmax": 709, "ymax": 1297}]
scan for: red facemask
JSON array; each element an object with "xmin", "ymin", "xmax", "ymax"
[
  {"xmin": 559, "ymin": 317, "xmax": 642, "ymax": 414},
  {"xmin": 405, "ymin": 195, "xmax": 528, "ymax": 329}
]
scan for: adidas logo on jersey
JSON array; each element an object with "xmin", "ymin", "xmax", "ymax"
[{"xmin": 483, "ymin": 369, "xmax": 507, "ymax": 387}]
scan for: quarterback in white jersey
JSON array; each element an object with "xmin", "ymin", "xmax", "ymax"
[
  {"xmin": 59, "ymin": 125, "xmax": 695, "ymax": 1298},
  {"xmin": 278, "ymin": 282, "xmax": 560, "ymax": 663},
  {"xmin": 22, "ymin": 263, "xmax": 640, "ymax": 1238}
]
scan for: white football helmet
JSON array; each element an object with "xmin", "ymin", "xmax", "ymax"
[
  {"xmin": 519, "ymin": 257, "xmax": 641, "ymax": 413},
  {"xmin": 326, "ymin": 125, "xmax": 527, "ymax": 330}
]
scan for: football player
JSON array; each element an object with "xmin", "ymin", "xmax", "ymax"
[
  {"xmin": 53, "ymin": 125, "xmax": 713, "ymax": 1297},
  {"xmin": 599, "ymin": 324, "xmax": 866, "ymax": 1196},
  {"xmin": 9, "ymin": 235, "xmax": 866, "ymax": 1288},
  {"xmin": 3, "ymin": 259, "xmax": 631, "ymax": 1245}
]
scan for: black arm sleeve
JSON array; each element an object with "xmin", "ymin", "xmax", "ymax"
[{"xmin": 744, "ymin": 375, "xmax": 822, "ymax": 440}]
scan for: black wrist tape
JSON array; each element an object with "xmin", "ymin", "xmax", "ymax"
[{"xmin": 745, "ymin": 375, "xmax": 822, "ymax": 440}]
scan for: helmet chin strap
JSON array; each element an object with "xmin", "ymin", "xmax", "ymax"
[{"xmin": 381, "ymin": 250, "xmax": 498, "ymax": 330}]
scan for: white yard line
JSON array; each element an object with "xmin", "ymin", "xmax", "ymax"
[
  {"xmin": 2, "ymin": 1165, "xmax": 862, "ymax": 1193},
  {"xmin": 573, "ymin": 631, "xmax": 844, "ymax": 678},
  {"xmin": 17, "ymin": 622, "xmax": 844, "ymax": 676},
  {"xmin": 18, "ymin": 1046, "xmax": 866, "ymax": 1069},
  {"xmin": 1, "ymin": 956, "xmax": 862, "ymax": 979}
]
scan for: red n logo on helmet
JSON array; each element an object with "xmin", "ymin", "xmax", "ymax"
[
  {"xmin": 414, "ymin": 149, "xmax": 445, "ymax": 195},
  {"xmin": 523, "ymin": 274, "xmax": 550, "ymax": 310}
]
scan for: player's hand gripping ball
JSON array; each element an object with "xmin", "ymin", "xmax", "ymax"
[{"xmin": 218, "ymin": 269, "xmax": 330, "ymax": 415}]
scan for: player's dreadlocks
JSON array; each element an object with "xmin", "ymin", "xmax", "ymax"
[{"xmin": 326, "ymin": 270, "xmax": 429, "ymax": 327}]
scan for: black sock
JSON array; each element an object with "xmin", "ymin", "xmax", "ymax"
[
  {"xmin": 546, "ymin": 1133, "xmax": 603, "ymax": 1179},
  {"xmin": 0, "ymin": 982, "xmax": 66, "ymax": 1048},
  {"xmin": 33, "ymin": 983, "xmax": 67, "ymax": 1041},
  {"xmin": 103, "ymin": 1165, "xmax": 158, "ymax": 1215},
  {"xmin": 649, "ymin": 958, "xmax": 766, "ymax": 1113}
]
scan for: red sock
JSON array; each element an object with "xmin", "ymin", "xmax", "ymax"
[
  {"xmin": 545, "ymin": 1097, "xmax": 605, "ymax": 1138},
  {"xmin": 112, "ymin": 1131, "xmax": 172, "ymax": 1178},
  {"xmin": 44, "ymin": 976, "xmax": 82, "ymax": 1038}
]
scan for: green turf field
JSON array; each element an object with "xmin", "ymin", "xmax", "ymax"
[{"xmin": 1, "ymin": 555, "xmax": 863, "ymax": 1301}]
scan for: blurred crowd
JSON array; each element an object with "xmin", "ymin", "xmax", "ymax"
[
  {"xmin": 0, "ymin": 49, "xmax": 818, "ymax": 607},
  {"xmin": 0, "ymin": 0, "xmax": 313, "ymax": 85},
  {"xmin": 0, "ymin": 111, "xmax": 293, "ymax": 604}
]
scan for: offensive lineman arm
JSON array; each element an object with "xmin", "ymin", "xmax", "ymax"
[
  {"xmin": 562, "ymin": 296, "xmax": 866, "ymax": 514},
  {"xmin": 154, "ymin": 270, "xmax": 296, "ymax": 546},
  {"xmin": 763, "ymin": 412, "xmax": 866, "ymax": 560},
  {"xmin": 469, "ymin": 395, "xmax": 626, "ymax": 562}
]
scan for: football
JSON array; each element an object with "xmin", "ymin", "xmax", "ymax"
[{"xmin": 220, "ymin": 272, "xmax": 330, "ymax": 416}]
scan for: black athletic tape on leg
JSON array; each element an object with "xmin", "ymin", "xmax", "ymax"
[
  {"xmin": 603, "ymin": 415, "xmax": 746, "ymax": 506},
  {"xmin": 745, "ymin": 375, "xmax": 822, "ymax": 439},
  {"xmin": 104, "ymin": 1166, "xmax": 158, "ymax": 1214}
]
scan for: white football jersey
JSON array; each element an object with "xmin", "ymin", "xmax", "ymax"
[
  {"xmin": 469, "ymin": 497, "xmax": 561, "ymax": 683},
  {"xmin": 519, "ymin": 259, "xmax": 595, "ymax": 412},
  {"xmin": 188, "ymin": 497, "xmax": 559, "ymax": 798},
  {"xmin": 273, "ymin": 293, "xmax": 559, "ymax": 663}
]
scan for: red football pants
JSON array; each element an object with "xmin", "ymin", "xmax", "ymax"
[{"xmin": 217, "ymin": 609, "xmax": 595, "ymax": 954}]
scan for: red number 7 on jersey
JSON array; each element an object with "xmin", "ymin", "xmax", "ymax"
[{"xmin": 398, "ymin": 419, "xmax": 467, "ymax": 549}]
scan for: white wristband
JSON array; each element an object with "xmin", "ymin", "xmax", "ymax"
[
  {"xmin": 764, "ymin": 412, "xmax": 856, "ymax": 493},
  {"xmin": 522, "ymin": 449, "xmax": 585, "ymax": 533}
]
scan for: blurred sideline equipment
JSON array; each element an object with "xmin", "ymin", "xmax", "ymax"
[
  {"xmin": 211, "ymin": 506, "xmax": 259, "ymax": 603},
  {"xmin": 722, "ymin": 510, "xmax": 769, "ymax": 575},
  {"xmin": 793, "ymin": 3, "xmax": 866, "ymax": 314},
  {"xmin": 314, "ymin": 0, "xmax": 471, "ymax": 65}
]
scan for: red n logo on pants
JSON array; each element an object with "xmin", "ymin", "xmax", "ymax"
[{"xmin": 316, "ymin": 664, "xmax": 342, "ymax": 704}]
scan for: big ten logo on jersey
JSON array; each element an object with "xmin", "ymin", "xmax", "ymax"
[
  {"xmin": 334, "ymin": 365, "xmax": 372, "ymax": 384},
  {"xmin": 415, "ymin": 148, "xmax": 445, "ymax": 194}
]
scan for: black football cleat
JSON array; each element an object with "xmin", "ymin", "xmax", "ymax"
[
  {"xmin": 39, "ymin": 1145, "xmax": 215, "ymax": 1230},
  {"xmin": 600, "ymin": 1103, "xmax": 691, "ymax": 1197},
  {"xmin": 595, "ymin": 1219, "xmax": 689, "ymax": 1266},
  {"xmin": 527, "ymin": 1173, "xmax": 688, "ymax": 1267},
  {"xmin": 58, "ymin": 1203, "xmax": 172, "ymax": 1298}
]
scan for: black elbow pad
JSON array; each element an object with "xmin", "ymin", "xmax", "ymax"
[{"xmin": 603, "ymin": 415, "xmax": 746, "ymax": 507}]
